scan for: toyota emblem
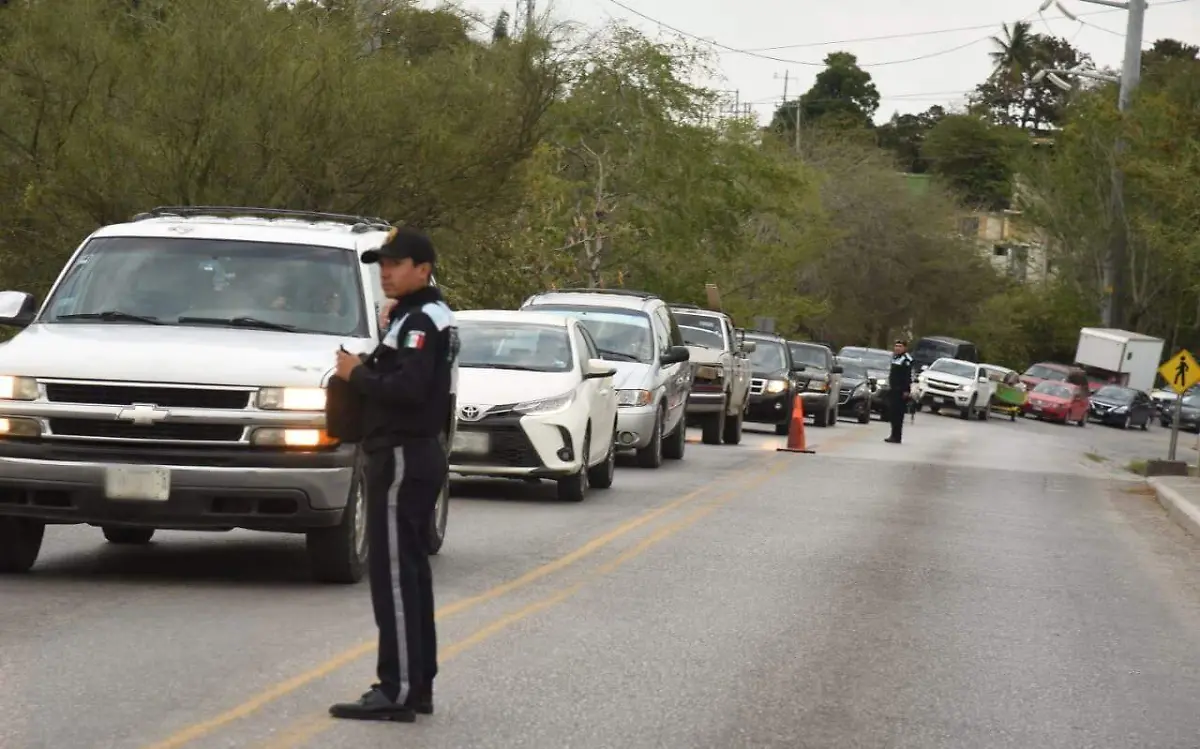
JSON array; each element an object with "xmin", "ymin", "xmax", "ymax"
[{"xmin": 459, "ymin": 405, "xmax": 484, "ymax": 421}]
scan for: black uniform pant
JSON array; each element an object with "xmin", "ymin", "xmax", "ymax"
[
  {"xmin": 888, "ymin": 390, "xmax": 907, "ymax": 442},
  {"xmin": 364, "ymin": 438, "xmax": 446, "ymax": 704}
]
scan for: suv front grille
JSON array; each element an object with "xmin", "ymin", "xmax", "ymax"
[
  {"xmin": 47, "ymin": 419, "xmax": 245, "ymax": 442},
  {"xmin": 749, "ymin": 378, "xmax": 766, "ymax": 395},
  {"xmin": 45, "ymin": 383, "xmax": 251, "ymax": 410}
]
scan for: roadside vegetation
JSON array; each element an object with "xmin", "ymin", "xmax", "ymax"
[{"xmin": 0, "ymin": 1, "xmax": 1196, "ymax": 372}]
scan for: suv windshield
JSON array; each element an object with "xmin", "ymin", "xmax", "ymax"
[
  {"xmin": 528, "ymin": 306, "xmax": 654, "ymax": 363},
  {"xmin": 457, "ymin": 321, "xmax": 572, "ymax": 373},
  {"xmin": 788, "ymin": 343, "xmax": 828, "ymax": 369},
  {"xmin": 1024, "ymin": 364, "xmax": 1067, "ymax": 381},
  {"xmin": 42, "ymin": 236, "xmax": 366, "ymax": 336},
  {"xmin": 748, "ymin": 340, "xmax": 787, "ymax": 372},
  {"xmin": 1094, "ymin": 385, "xmax": 1134, "ymax": 402},
  {"xmin": 679, "ymin": 325, "xmax": 723, "ymax": 350},
  {"xmin": 839, "ymin": 347, "xmax": 891, "ymax": 371},
  {"xmin": 838, "ymin": 360, "xmax": 868, "ymax": 379},
  {"xmin": 915, "ymin": 339, "xmax": 956, "ymax": 359},
  {"xmin": 928, "ymin": 359, "xmax": 976, "ymax": 379}
]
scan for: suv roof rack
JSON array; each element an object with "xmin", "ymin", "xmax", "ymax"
[
  {"xmin": 668, "ymin": 302, "xmax": 711, "ymax": 310},
  {"xmin": 742, "ymin": 328, "xmax": 783, "ymax": 338},
  {"xmin": 130, "ymin": 206, "xmax": 393, "ymax": 233},
  {"xmin": 536, "ymin": 287, "xmax": 660, "ymax": 300}
]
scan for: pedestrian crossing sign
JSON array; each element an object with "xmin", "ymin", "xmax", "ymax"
[{"xmin": 1158, "ymin": 348, "xmax": 1200, "ymax": 394}]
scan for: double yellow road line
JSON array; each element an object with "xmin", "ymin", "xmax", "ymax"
[{"xmin": 142, "ymin": 426, "xmax": 874, "ymax": 749}]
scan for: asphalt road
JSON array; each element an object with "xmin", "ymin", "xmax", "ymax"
[{"xmin": 2, "ymin": 410, "xmax": 1200, "ymax": 749}]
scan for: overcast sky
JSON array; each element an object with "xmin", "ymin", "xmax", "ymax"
[{"xmin": 442, "ymin": 0, "xmax": 1199, "ymax": 123}]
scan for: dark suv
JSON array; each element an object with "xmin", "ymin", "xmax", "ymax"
[
  {"xmin": 786, "ymin": 340, "xmax": 842, "ymax": 428},
  {"xmin": 744, "ymin": 332, "xmax": 803, "ymax": 435},
  {"xmin": 911, "ymin": 336, "xmax": 978, "ymax": 376}
]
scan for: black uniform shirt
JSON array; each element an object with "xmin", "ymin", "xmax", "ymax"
[
  {"xmin": 889, "ymin": 352, "xmax": 913, "ymax": 393},
  {"xmin": 349, "ymin": 285, "xmax": 458, "ymax": 450}
]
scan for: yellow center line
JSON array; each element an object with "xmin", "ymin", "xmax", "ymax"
[
  {"xmin": 259, "ymin": 459, "xmax": 795, "ymax": 749},
  {"xmin": 140, "ymin": 454, "xmax": 774, "ymax": 749}
]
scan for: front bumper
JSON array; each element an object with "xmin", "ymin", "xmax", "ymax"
[
  {"xmin": 1089, "ymin": 406, "xmax": 1129, "ymax": 425},
  {"xmin": 919, "ymin": 388, "xmax": 976, "ymax": 409},
  {"xmin": 746, "ymin": 391, "xmax": 792, "ymax": 424},
  {"xmin": 0, "ymin": 440, "xmax": 357, "ymax": 531},
  {"xmin": 799, "ymin": 390, "xmax": 831, "ymax": 413},
  {"xmin": 685, "ymin": 389, "xmax": 726, "ymax": 415},
  {"xmin": 450, "ymin": 411, "xmax": 587, "ymax": 477}
]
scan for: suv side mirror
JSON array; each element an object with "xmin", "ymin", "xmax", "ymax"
[
  {"xmin": 0, "ymin": 291, "xmax": 37, "ymax": 328},
  {"xmin": 660, "ymin": 345, "xmax": 690, "ymax": 366},
  {"xmin": 831, "ymin": 365, "xmax": 843, "ymax": 374},
  {"xmin": 583, "ymin": 358, "xmax": 617, "ymax": 380},
  {"xmin": 741, "ymin": 341, "xmax": 757, "ymax": 354},
  {"xmin": 977, "ymin": 375, "xmax": 989, "ymax": 383}
]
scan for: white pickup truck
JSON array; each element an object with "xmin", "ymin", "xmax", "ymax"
[
  {"xmin": 914, "ymin": 357, "xmax": 997, "ymax": 421},
  {"xmin": 669, "ymin": 305, "xmax": 754, "ymax": 445}
]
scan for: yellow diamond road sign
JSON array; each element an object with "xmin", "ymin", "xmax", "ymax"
[{"xmin": 1158, "ymin": 348, "xmax": 1200, "ymax": 395}]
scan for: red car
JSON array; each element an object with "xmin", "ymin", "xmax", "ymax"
[
  {"xmin": 1023, "ymin": 381, "xmax": 1089, "ymax": 425},
  {"xmin": 1019, "ymin": 362, "xmax": 1074, "ymax": 390}
]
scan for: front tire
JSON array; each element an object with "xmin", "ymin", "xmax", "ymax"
[
  {"xmin": 103, "ymin": 527, "xmax": 155, "ymax": 545},
  {"xmin": 635, "ymin": 409, "xmax": 665, "ymax": 468},
  {"xmin": 587, "ymin": 423, "xmax": 617, "ymax": 489},
  {"xmin": 663, "ymin": 411, "xmax": 686, "ymax": 460},
  {"xmin": 701, "ymin": 405, "xmax": 725, "ymax": 445},
  {"xmin": 557, "ymin": 430, "xmax": 590, "ymax": 502},
  {"xmin": 722, "ymin": 405, "xmax": 744, "ymax": 444},
  {"xmin": 307, "ymin": 457, "xmax": 369, "ymax": 584},
  {"xmin": 0, "ymin": 517, "xmax": 45, "ymax": 574}
]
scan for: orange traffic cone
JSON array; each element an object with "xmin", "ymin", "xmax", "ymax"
[{"xmin": 776, "ymin": 394, "xmax": 815, "ymax": 454}]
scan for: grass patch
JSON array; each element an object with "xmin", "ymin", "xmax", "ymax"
[
  {"xmin": 1127, "ymin": 459, "xmax": 1148, "ymax": 475},
  {"xmin": 1084, "ymin": 452, "xmax": 1108, "ymax": 463}
]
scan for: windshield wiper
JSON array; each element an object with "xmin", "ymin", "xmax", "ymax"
[
  {"xmin": 596, "ymin": 348, "xmax": 639, "ymax": 362},
  {"xmin": 462, "ymin": 363, "xmax": 539, "ymax": 371},
  {"xmin": 58, "ymin": 310, "xmax": 165, "ymax": 325},
  {"xmin": 177, "ymin": 316, "xmax": 297, "ymax": 332}
]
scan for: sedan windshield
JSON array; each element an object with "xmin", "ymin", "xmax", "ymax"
[
  {"xmin": 679, "ymin": 325, "xmax": 724, "ymax": 350},
  {"xmin": 457, "ymin": 321, "xmax": 573, "ymax": 373},
  {"xmin": 528, "ymin": 306, "xmax": 654, "ymax": 364},
  {"xmin": 748, "ymin": 341, "xmax": 788, "ymax": 372},
  {"xmin": 42, "ymin": 236, "xmax": 366, "ymax": 336},
  {"xmin": 788, "ymin": 344, "xmax": 828, "ymax": 369},
  {"xmin": 928, "ymin": 359, "xmax": 976, "ymax": 379},
  {"xmin": 1024, "ymin": 364, "xmax": 1067, "ymax": 381},
  {"xmin": 1094, "ymin": 385, "xmax": 1134, "ymax": 402},
  {"xmin": 1034, "ymin": 382, "xmax": 1074, "ymax": 399}
]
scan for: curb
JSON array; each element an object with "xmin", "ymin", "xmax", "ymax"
[{"xmin": 1146, "ymin": 477, "xmax": 1200, "ymax": 540}]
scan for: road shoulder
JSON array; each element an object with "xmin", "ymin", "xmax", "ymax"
[{"xmin": 1148, "ymin": 476, "xmax": 1200, "ymax": 540}]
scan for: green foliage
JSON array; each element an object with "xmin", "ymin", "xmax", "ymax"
[
  {"xmin": 923, "ymin": 115, "xmax": 1027, "ymax": 210},
  {"xmin": 771, "ymin": 51, "xmax": 880, "ymax": 136}
]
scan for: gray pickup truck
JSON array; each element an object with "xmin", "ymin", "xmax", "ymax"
[
  {"xmin": 669, "ymin": 305, "xmax": 754, "ymax": 445},
  {"xmin": 0, "ymin": 206, "xmax": 456, "ymax": 584}
]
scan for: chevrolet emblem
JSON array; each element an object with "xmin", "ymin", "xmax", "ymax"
[{"xmin": 116, "ymin": 403, "xmax": 170, "ymax": 426}]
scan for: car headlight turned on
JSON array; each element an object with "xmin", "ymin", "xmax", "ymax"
[
  {"xmin": 251, "ymin": 428, "xmax": 339, "ymax": 448},
  {"xmin": 618, "ymin": 389, "xmax": 653, "ymax": 407},
  {"xmin": 765, "ymin": 379, "xmax": 788, "ymax": 394},
  {"xmin": 257, "ymin": 386, "xmax": 326, "ymax": 411},
  {"xmin": 0, "ymin": 375, "xmax": 39, "ymax": 401},
  {"xmin": 514, "ymin": 391, "xmax": 576, "ymax": 415},
  {"xmin": 806, "ymin": 379, "xmax": 828, "ymax": 392}
]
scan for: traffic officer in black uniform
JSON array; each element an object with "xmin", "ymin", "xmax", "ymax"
[
  {"xmin": 885, "ymin": 339, "xmax": 913, "ymax": 444},
  {"xmin": 329, "ymin": 227, "xmax": 457, "ymax": 723}
]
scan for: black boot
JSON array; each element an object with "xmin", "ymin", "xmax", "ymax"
[
  {"xmin": 405, "ymin": 683, "xmax": 433, "ymax": 715},
  {"xmin": 329, "ymin": 687, "xmax": 416, "ymax": 722}
]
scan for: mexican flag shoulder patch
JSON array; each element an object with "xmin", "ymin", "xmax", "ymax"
[{"xmin": 404, "ymin": 330, "xmax": 426, "ymax": 350}]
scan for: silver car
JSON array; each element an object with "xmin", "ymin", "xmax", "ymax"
[{"xmin": 520, "ymin": 289, "xmax": 691, "ymax": 468}]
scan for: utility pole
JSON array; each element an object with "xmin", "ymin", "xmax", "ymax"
[
  {"xmin": 775, "ymin": 71, "xmax": 802, "ymax": 152},
  {"xmin": 516, "ymin": 0, "xmax": 534, "ymax": 37}
]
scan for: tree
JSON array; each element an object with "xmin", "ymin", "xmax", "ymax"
[
  {"xmin": 971, "ymin": 24, "xmax": 1090, "ymax": 133},
  {"xmin": 922, "ymin": 114, "xmax": 1026, "ymax": 210},
  {"xmin": 876, "ymin": 105, "xmax": 946, "ymax": 173},
  {"xmin": 771, "ymin": 51, "xmax": 880, "ymax": 136}
]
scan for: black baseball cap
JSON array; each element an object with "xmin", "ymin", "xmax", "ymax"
[{"xmin": 361, "ymin": 226, "xmax": 437, "ymax": 267}]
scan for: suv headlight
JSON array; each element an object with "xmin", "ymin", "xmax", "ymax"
[
  {"xmin": 257, "ymin": 387, "xmax": 326, "ymax": 411},
  {"xmin": 806, "ymin": 380, "xmax": 828, "ymax": 392},
  {"xmin": 515, "ymin": 391, "xmax": 575, "ymax": 414},
  {"xmin": 0, "ymin": 376, "xmax": 38, "ymax": 401},
  {"xmin": 765, "ymin": 379, "xmax": 788, "ymax": 394},
  {"xmin": 618, "ymin": 389, "xmax": 653, "ymax": 407}
]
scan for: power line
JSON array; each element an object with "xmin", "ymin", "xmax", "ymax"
[{"xmin": 599, "ymin": 0, "xmax": 1194, "ymax": 68}]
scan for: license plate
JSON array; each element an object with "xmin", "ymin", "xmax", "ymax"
[
  {"xmin": 1033, "ymin": 404, "xmax": 1043, "ymax": 411},
  {"xmin": 452, "ymin": 431, "xmax": 489, "ymax": 455},
  {"xmin": 104, "ymin": 465, "xmax": 171, "ymax": 502}
]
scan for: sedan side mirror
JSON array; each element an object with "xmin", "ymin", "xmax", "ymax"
[
  {"xmin": 0, "ymin": 291, "xmax": 37, "ymax": 328},
  {"xmin": 583, "ymin": 358, "xmax": 617, "ymax": 380},
  {"xmin": 831, "ymin": 365, "xmax": 844, "ymax": 374},
  {"xmin": 660, "ymin": 345, "xmax": 690, "ymax": 366}
]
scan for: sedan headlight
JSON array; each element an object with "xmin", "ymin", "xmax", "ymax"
[
  {"xmin": 0, "ymin": 375, "xmax": 38, "ymax": 401},
  {"xmin": 617, "ymin": 389, "xmax": 653, "ymax": 408},
  {"xmin": 257, "ymin": 387, "xmax": 326, "ymax": 411},
  {"xmin": 515, "ymin": 390, "xmax": 576, "ymax": 414},
  {"xmin": 765, "ymin": 379, "xmax": 788, "ymax": 394},
  {"xmin": 1112, "ymin": 405, "xmax": 1128, "ymax": 413}
]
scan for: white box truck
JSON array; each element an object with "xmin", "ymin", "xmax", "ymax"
[{"xmin": 1074, "ymin": 328, "xmax": 1165, "ymax": 392}]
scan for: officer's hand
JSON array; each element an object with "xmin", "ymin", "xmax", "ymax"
[{"xmin": 334, "ymin": 349, "xmax": 362, "ymax": 381}]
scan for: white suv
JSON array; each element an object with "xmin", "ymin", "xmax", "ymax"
[
  {"xmin": 0, "ymin": 206, "xmax": 456, "ymax": 583},
  {"xmin": 914, "ymin": 357, "xmax": 996, "ymax": 421}
]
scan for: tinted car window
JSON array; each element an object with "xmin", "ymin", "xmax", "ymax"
[
  {"xmin": 1094, "ymin": 385, "xmax": 1134, "ymax": 402},
  {"xmin": 748, "ymin": 340, "xmax": 788, "ymax": 372},
  {"xmin": 788, "ymin": 343, "xmax": 829, "ymax": 369}
]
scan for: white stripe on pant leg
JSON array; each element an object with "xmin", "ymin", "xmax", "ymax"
[{"xmin": 386, "ymin": 447, "xmax": 411, "ymax": 704}]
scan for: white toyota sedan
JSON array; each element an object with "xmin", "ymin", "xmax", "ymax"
[{"xmin": 450, "ymin": 309, "xmax": 620, "ymax": 501}]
